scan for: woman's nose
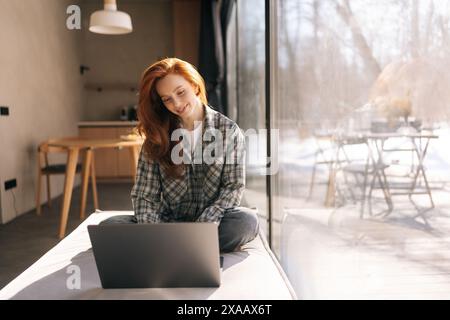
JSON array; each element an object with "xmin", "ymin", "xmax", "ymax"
[{"xmin": 173, "ymin": 97, "xmax": 182, "ymax": 108}]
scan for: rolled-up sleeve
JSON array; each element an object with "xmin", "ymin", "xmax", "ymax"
[
  {"xmin": 196, "ymin": 125, "xmax": 246, "ymax": 223},
  {"xmin": 131, "ymin": 149, "xmax": 164, "ymax": 223}
]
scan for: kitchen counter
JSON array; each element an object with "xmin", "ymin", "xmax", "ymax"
[{"xmin": 78, "ymin": 121, "xmax": 138, "ymax": 127}]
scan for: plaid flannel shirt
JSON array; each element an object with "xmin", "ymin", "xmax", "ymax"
[{"xmin": 131, "ymin": 105, "xmax": 246, "ymax": 223}]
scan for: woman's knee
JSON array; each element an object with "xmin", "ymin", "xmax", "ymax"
[
  {"xmin": 227, "ymin": 207, "xmax": 259, "ymax": 235},
  {"xmin": 219, "ymin": 207, "xmax": 260, "ymax": 252},
  {"xmin": 242, "ymin": 208, "xmax": 259, "ymax": 237},
  {"xmin": 99, "ymin": 215, "xmax": 137, "ymax": 225}
]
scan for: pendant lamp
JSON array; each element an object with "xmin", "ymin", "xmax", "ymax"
[{"xmin": 89, "ymin": 0, "xmax": 132, "ymax": 35}]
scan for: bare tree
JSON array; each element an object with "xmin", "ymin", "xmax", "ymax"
[
  {"xmin": 438, "ymin": 15, "xmax": 450, "ymax": 54},
  {"xmin": 313, "ymin": 0, "xmax": 320, "ymax": 49},
  {"xmin": 411, "ymin": 0, "xmax": 420, "ymax": 58},
  {"xmin": 335, "ymin": 0, "xmax": 381, "ymax": 79},
  {"xmin": 277, "ymin": 0, "xmax": 309, "ymax": 123},
  {"xmin": 423, "ymin": 0, "xmax": 434, "ymax": 55}
]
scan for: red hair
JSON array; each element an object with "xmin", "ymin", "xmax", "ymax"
[{"xmin": 136, "ymin": 58, "xmax": 208, "ymax": 178}]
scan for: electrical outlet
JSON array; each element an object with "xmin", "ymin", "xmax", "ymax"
[
  {"xmin": 4, "ymin": 179, "xmax": 17, "ymax": 190},
  {"xmin": 0, "ymin": 106, "xmax": 9, "ymax": 116}
]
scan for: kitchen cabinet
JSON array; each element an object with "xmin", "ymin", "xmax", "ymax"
[{"xmin": 78, "ymin": 122, "xmax": 139, "ymax": 180}]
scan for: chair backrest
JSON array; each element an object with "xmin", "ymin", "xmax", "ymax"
[
  {"xmin": 37, "ymin": 137, "xmax": 81, "ymax": 168},
  {"xmin": 38, "ymin": 142, "xmax": 67, "ymax": 154}
]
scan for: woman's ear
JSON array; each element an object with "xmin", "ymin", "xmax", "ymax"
[{"xmin": 194, "ymin": 84, "xmax": 200, "ymax": 95}]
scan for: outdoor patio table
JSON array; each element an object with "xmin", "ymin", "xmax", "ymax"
[{"xmin": 362, "ymin": 131, "xmax": 439, "ymax": 220}]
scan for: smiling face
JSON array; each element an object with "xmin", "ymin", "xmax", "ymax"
[{"xmin": 156, "ymin": 73, "xmax": 202, "ymax": 121}]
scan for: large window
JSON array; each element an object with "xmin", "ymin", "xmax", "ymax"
[
  {"xmin": 272, "ymin": 0, "xmax": 450, "ymax": 299},
  {"xmin": 234, "ymin": 0, "xmax": 269, "ymax": 234}
]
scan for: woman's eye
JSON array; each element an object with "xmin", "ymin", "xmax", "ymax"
[
  {"xmin": 162, "ymin": 97, "xmax": 171, "ymax": 103},
  {"xmin": 177, "ymin": 90, "xmax": 185, "ymax": 96}
]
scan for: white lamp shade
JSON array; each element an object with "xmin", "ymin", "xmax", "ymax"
[{"xmin": 89, "ymin": 9, "xmax": 132, "ymax": 35}]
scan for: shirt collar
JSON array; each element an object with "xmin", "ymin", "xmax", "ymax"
[{"xmin": 203, "ymin": 104, "xmax": 216, "ymax": 131}]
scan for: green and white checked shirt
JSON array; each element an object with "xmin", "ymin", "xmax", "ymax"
[{"xmin": 131, "ymin": 105, "xmax": 246, "ymax": 223}]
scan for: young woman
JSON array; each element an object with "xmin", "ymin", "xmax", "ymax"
[{"xmin": 103, "ymin": 58, "xmax": 259, "ymax": 253}]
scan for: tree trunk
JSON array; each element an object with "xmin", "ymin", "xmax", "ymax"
[
  {"xmin": 335, "ymin": 0, "xmax": 381, "ymax": 79},
  {"xmin": 411, "ymin": 0, "xmax": 420, "ymax": 58}
]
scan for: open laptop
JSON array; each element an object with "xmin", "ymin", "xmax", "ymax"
[{"xmin": 87, "ymin": 223, "xmax": 221, "ymax": 288}]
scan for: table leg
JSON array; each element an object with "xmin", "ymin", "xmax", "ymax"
[
  {"xmin": 367, "ymin": 139, "xmax": 393, "ymax": 217},
  {"xmin": 409, "ymin": 137, "xmax": 435, "ymax": 216},
  {"xmin": 79, "ymin": 148, "xmax": 93, "ymax": 220},
  {"xmin": 308, "ymin": 151, "xmax": 319, "ymax": 200},
  {"xmin": 59, "ymin": 147, "xmax": 79, "ymax": 239},
  {"xmin": 325, "ymin": 164, "xmax": 336, "ymax": 207},
  {"xmin": 359, "ymin": 153, "xmax": 370, "ymax": 218},
  {"xmin": 91, "ymin": 152, "xmax": 99, "ymax": 210},
  {"xmin": 36, "ymin": 152, "xmax": 43, "ymax": 216}
]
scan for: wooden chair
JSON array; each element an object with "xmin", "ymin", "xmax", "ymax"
[{"xmin": 35, "ymin": 138, "xmax": 98, "ymax": 216}]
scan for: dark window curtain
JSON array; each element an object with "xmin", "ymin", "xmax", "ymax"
[{"xmin": 199, "ymin": 0, "xmax": 235, "ymax": 116}]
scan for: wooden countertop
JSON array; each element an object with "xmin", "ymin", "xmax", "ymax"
[{"xmin": 78, "ymin": 121, "xmax": 138, "ymax": 127}]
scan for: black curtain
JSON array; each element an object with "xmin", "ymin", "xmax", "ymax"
[{"xmin": 199, "ymin": 0, "xmax": 235, "ymax": 116}]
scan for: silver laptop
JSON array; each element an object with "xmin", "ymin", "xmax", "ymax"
[{"xmin": 87, "ymin": 223, "xmax": 221, "ymax": 288}]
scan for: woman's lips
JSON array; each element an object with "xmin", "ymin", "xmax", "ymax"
[{"xmin": 178, "ymin": 104, "xmax": 189, "ymax": 114}]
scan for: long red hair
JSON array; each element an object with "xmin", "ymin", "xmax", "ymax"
[{"xmin": 136, "ymin": 58, "xmax": 208, "ymax": 178}]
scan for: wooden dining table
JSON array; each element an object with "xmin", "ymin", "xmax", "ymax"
[{"xmin": 47, "ymin": 137, "xmax": 143, "ymax": 239}]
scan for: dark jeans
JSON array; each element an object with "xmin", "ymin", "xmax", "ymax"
[{"xmin": 99, "ymin": 207, "xmax": 260, "ymax": 253}]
